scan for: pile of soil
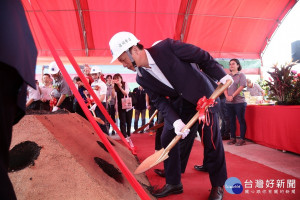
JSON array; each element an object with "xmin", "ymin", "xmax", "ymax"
[{"xmin": 9, "ymin": 114, "xmax": 154, "ymax": 200}]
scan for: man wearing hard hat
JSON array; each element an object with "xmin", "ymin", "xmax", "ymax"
[
  {"xmin": 89, "ymin": 66, "xmax": 109, "ymax": 134},
  {"xmin": 48, "ymin": 62, "xmax": 73, "ymax": 112},
  {"xmin": 109, "ymin": 32, "xmax": 233, "ymax": 200}
]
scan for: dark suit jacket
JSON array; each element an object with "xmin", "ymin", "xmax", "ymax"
[
  {"xmin": 0, "ymin": 0, "xmax": 37, "ymax": 122},
  {"xmin": 136, "ymin": 38, "xmax": 226, "ymax": 128}
]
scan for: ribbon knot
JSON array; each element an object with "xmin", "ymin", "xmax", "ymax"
[
  {"xmin": 86, "ymin": 97, "xmax": 93, "ymax": 107},
  {"xmin": 49, "ymin": 97, "xmax": 58, "ymax": 111},
  {"xmin": 196, "ymin": 96, "xmax": 216, "ymax": 150},
  {"xmin": 196, "ymin": 96, "xmax": 215, "ymax": 124}
]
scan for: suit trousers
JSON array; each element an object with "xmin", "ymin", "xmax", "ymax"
[
  {"xmin": 0, "ymin": 63, "xmax": 23, "ymax": 200},
  {"xmin": 162, "ymin": 99, "xmax": 227, "ymax": 187},
  {"xmin": 162, "ymin": 98, "xmax": 197, "ymax": 184}
]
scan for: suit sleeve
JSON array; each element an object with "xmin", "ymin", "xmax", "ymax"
[{"xmin": 168, "ymin": 39, "xmax": 226, "ymax": 81}]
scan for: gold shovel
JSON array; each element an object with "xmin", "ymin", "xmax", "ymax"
[
  {"xmin": 134, "ymin": 80, "xmax": 232, "ymax": 174},
  {"xmin": 148, "ymin": 122, "xmax": 164, "ymax": 132},
  {"xmin": 133, "ymin": 110, "xmax": 158, "ymax": 133}
]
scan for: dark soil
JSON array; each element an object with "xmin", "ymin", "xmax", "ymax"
[
  {"xmin": 8, "ymin": 141, "xmax": 42, "ymax": 172},
  {"xmin": 94, "ymin": 157, "xmax": 123, "ymax": 183}
]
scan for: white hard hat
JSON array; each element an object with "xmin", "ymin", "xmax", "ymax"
[
  {"xmin": 90, "ymin": 66, "xmax": 102, "ymax": 74},
  {"xmin": 48, "ymin": 61, "xmax": 60, "ymax": 74},
  {"xmin": 109, "ymin": 31, "xmax": 140, "ymax": 63},
  {"xmin": 152, "ymin": 40, "xmax": 162, "ymax": 47}
]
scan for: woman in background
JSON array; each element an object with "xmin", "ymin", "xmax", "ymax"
[
  {"xmin": 113, "ymin": 73, "xmax": 134, "ymax": 148},
  {"xmin": 225, "ymin": 59, "xmax": 247, "ymax": 146}
]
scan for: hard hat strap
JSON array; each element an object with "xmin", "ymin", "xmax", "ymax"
[
  {"xmin": 126, "ymin": 50, "xmax": 137, "ymax": 67},
  {"xmin": 126, "ymin": 50, "xmax": 142, "ymax": 76}
]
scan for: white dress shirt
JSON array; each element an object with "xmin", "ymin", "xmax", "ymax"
[{"xmin": 143, "ymin": 50, "xmax": 174, "ymax": 89}]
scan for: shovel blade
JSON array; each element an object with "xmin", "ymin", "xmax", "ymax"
[{"xmin": 134, "ymin": 148, "xmax": 168, "ymax": 174}]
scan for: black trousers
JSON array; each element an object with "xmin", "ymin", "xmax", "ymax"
[
  {"xmin": 118, "ymin": 108, "xmax": 133, "ymax": 137},
  {"xmin": 58, "ymin": 96, "xmax": 74, "ymax": 113},
  {"xmin": 73, "ymin": 100, "xmax": 87, "ymax": 120},
  {"xmin": 162, "ymin": 99, "xmax": 227, "ymax": 187},
  {"xmin": 0, "ymin": 63, "xmax": 23, "ymax": 200},
  {"xmin": 219, "ymin": 98, "xmax": 230, "ymax": 137},
  {"xmin": 154, "ymin": 111, "xmax": 164, "ymax": 150},
  {"xmin": 94, "ymin": 103, "xmax": 109, "ymax": 135},
  {"xmin": 40, "ymin": 100, "xmax": 51, "ymax": 111},
  {"xmin": 106, "ymin": 104, "xmax": 116, "ymax": 131},
  {"xmin": 148, "ymin": 105, "xmax": 156, "ymax": 128}
]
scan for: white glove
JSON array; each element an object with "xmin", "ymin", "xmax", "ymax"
[
  {"xmin": 220, "ymin": 74, "xmax": 233, "ymax": 85},
  {"xmin": 173, "ymin": 119, "xmax": 190, "ymax": 139},
  {"xmin": 52, "ymin": 106, "xmax": 59, "ymax": 112},
  {"xmin": 89, "ymin": 104, "xmax": 97, "ymax": 111}
]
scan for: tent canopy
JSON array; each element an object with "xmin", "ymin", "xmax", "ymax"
[{"xmin": 22, "ymin": 0, "xmax": 297, "ymax": 65}]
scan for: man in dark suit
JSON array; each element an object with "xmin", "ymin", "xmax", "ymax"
[
  {"xmin": 0, "ymin": 0, "xmax": 37, "ymax": 199},
  {"xmin": 109, "ymin": 32, "xmax": 232, "ymax": 200}
]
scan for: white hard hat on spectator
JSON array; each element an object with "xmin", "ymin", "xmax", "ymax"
[
  {"xmin": 109, "ymin": 31, "xmax": 140, "ymax": 63},
  {"xmin": 90, "ymin": 66, "xmax": 102, "ymax": 74},
  {"xmin": 48, "ymin": 61, "xmax": 60, "ymax": 74}
]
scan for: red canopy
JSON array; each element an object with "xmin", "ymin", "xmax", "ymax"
[{"xmin": 22, "ymin": 0, "xmax": 296, "ymax": 64}]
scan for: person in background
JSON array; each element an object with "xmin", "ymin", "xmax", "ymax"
[
  {"xmin": 0, "ymin": 0, "xmax": 37, "ymax": 199},
  {"xmin": 106, "ymin": 75, "xmax": 116, "ymax": 135},
  {"xmin": 48, "ymin": 61, "xmax": 74, "ymax": 112},
  {"xmin": 40, "ymin": 67, "xmax": 53, "ymax": 111},
  {"xmin": 113, "ymin": 73, "xmax": 134, "ymax": 148},
  {"xmin": 246, "ymin": 79, "xmax": 265, "ymax": 97},
  {"xmin": 83, "ymin": 64, "xmax": 94, "ymax": 85},
  {"xmin": 90, "ymin": 66, "xmax": 109, "ymax": 134},
  {"xmin": 26, "ymin": 80, "xmax": 41, "ymax": 110},
  {"xmin": 225, "ymin": 59, "xmax": 247, "ymax": 146},
  {"xmin": 133, "ymin": 85, "xmax": 147, "ymax": 133},
  {"xmin": 73, "ymin": 77, "xmax": 88, "ymax": 119}
]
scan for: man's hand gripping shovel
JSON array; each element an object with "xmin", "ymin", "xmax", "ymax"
[{"xmin": 134, "ymin": 80, "xmax": 232, "ymax": 174}]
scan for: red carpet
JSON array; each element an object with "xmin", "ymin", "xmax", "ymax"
[{"xmin": 131, "ymin": 133, "xmax": 300, "ymax": 200}]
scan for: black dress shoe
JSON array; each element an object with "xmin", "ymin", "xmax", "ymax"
[
  {"xmin": 152, "ymin": 183, "xmax": 183, "ymax": 198},
  {"xmin": 154, "ymin": 169, "xmax": 165, "ymax": 177},
  {"xmin": 194, "ymin": 165, "xmax": 208, "ymax": 172},
  {"xmin": 209, "ymin": 186, "xmax": 224, "ymax": 200}
]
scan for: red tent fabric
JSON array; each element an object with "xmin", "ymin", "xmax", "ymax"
[{"xmin": 22, "ymin": 0, "xmax": 297, "ymax": 63}]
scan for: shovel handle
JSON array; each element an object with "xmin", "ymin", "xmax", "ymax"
[
  {"xmin": 133, "ymin": 110, "xmax": 158, "ymax": 133},
  {"xmin": 149, "ymin": 110, "xmax": 158, "ymax": 122},
  {"xmin": 164, "ymin": 80, "xmax": 232, "ymax": 152}
]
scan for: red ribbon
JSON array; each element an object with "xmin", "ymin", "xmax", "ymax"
[
  {"xmin": 49, "ymin": 97, "xmax": 57, "ymax": 111},
  {"xmin": 196, "ymin": 97, "xmax": 216, "ymax": 150},
  {"xmin": 85, "ymin": 97, "xmax": 94, "ymax": 107}
]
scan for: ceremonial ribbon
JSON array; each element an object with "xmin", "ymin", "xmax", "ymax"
[
  {"xmin": 49, "ymin": 97, "xmax": 57, "ymax": 111},
  {"xmin": 86, "ymin": 98, "xmax": 93, "ymax": 107},
  {"xmin": 196, "ymin": 97, "xmax": 216, "ymax": 150}
]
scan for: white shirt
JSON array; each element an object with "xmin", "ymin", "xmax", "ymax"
[
  {"xmin": 27, "ymin": 86, "xmax": 41, "ymax": 101},
  {"xmin": 40, "ymin": 84, "xmax": 53, "ymax": 101},
  {"xmin": 143, "ymin": 50, "xmax": 174, "ymax": 89},
  {"xmin": 91, "ymin": 79, "xmax": 107, "ymax": 102}
]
